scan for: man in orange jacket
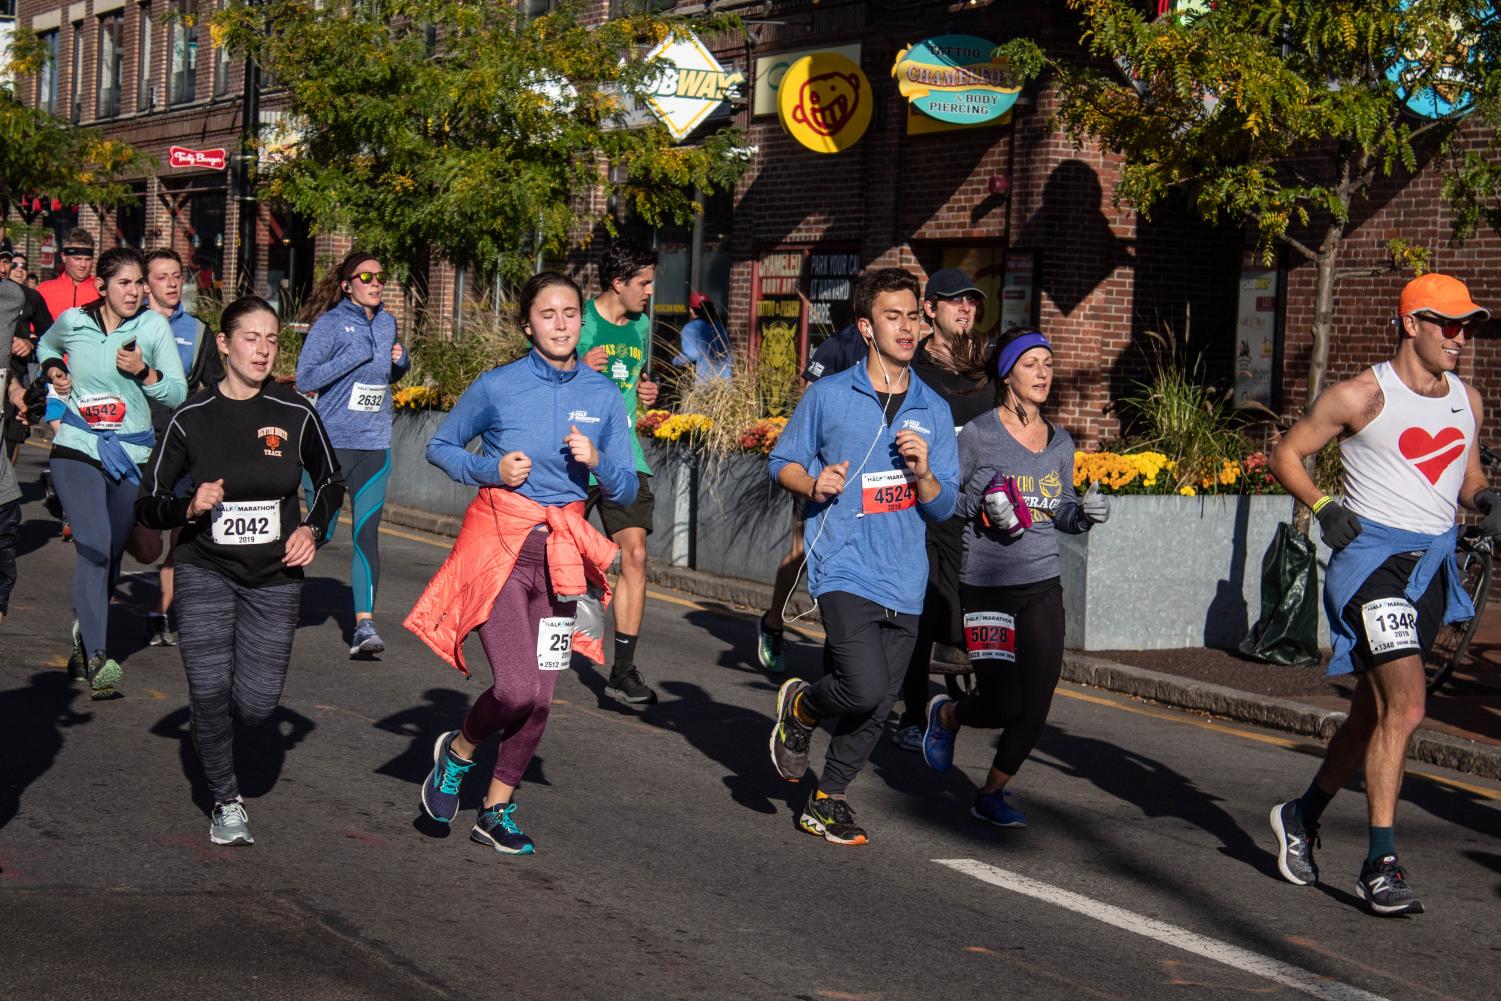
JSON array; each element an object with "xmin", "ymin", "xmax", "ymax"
[{"xmin": 38, "ymin": 228, "xmax": 101, "ymax": 321}]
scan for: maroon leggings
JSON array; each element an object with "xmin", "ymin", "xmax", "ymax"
[{"xmin": 460, "ymin": 530, "xmax": 576, "ymax": 787}]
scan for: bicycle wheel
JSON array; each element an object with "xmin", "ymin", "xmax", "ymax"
[{"xmin": 1425, "ymin": 549, "xmax": 1491, "ymax": 694}]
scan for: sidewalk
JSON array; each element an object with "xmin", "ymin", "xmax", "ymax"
[{"xmin": 383, "ymin": 502, "xmax": 1501, "ymax": 780}]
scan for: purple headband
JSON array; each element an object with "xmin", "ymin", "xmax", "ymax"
[{"xmin": 995, "ymin": 331, "xmax": 1053, "ymax": 380}]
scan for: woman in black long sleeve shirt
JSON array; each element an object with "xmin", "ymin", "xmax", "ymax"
[{"xmin": 137, "ymin": 296, "xmax": 344, "ymax": 847}]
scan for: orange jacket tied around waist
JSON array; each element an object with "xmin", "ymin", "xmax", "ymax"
[{"xmin": 405, "ymin": 487, "xmax": 618, "ymax": 675}]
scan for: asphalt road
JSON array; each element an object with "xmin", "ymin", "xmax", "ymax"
[{"xmin": 2, "ymin": 444, "xmax": 1500, "ymax": 1001}]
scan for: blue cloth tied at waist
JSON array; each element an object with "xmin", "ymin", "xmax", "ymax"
[
  {"xmin": 59, "ymin": 408, "xmax": 156, "ymax": 484},
  {"xmin": 1323, "ymin": 516, "xmax": 1471, "ymax": 677}
]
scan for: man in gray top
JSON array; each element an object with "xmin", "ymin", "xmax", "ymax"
[{"xmin": 0, "ymin": 276, "xmax": 29, "ymax": 624}]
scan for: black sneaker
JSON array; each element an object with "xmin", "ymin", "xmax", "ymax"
[
  {"xmin": 605, "ymin": 667, "xmax": 658, "ymax": 706},
  {"xmin": 1269, "ymin": 800, "xmax": 1319, "ymax": 886},
  {"xmin": 145, "ymin": 615, "xmax": 177, "ymax": 647},
  {"xmin": 769, "ymin": 678, "xmax": 813, "ymax": 782},
  {"xmin": 67, "ymin": 621, "xmax": 87, "ymax": 681},
  {"xmin": 799, "ymin": 794, "xmax": 869, "ymax": 845},
  {"xmin": 1357, "ymin": 854, "xmax": 1424, "ymax": 916}
]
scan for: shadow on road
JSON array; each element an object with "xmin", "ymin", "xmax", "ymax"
[
  {"xmin": 149, "ymin": 704, "xmax": 316, "ymax": 815},
  {"xmin": 373, "ymin": 688, "xmax": 552, "ymax": 837},
  {"xmin": 298, "ymin": 576, "xmax": 357, "ymax": 647},
  {"xmin": 0, "ymin": 671, "xmax": 92, "ymax": 833}
]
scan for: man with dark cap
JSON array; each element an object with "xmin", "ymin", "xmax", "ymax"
[{"xmin": 891, "ymin": 267, "xmax": 996, "ymax": 750}]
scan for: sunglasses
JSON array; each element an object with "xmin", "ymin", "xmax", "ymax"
[
  {"xmin": 350, "ymin": 270, "xmax": 386, "ymax": 285},
  {"xmin": 1414, "ymin": 313, "xmax": 1482, "ymax": 335},
  {"xmin": 937, "ymin": 294, "xmax": 982, "ymax": 307},
  {"xmin": 61, "ymin": 248, "xmax": 94, "ymax": 258}
]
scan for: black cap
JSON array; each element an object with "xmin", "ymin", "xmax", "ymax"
[
  {"xmin": 924, "ymin": 267, "xmax": 985, "ymax": 301},
  {"xmin": 0, "ymin": 238, "xmax": 12, "ymax": 260}
]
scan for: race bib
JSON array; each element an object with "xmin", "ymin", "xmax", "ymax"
[
  {"xmin": 610, "ymin": 359, "xmax": 631, "ymax": 384},
  {"xmin": 536, "ymin": 616, "xmax": 576, "ymax": 671},
  {"xmin": 861, "ymin": 469, "xmax": 916, "ymax": 515},
  {"xmin": 210, "ymin": 500, "xmax": 281, "ymax": 546},
  {"xmin": 77, "ymin": 393, "xmax": 127, "ymax": 430},
  {"xmin": 348, "ymin": 382, "xmax": 388, "ymax": 412},
  {"xmin": 1361, "ymin": 597, "xmax": 1420, "ymax": 657},
  {"xmin": 964, "ymin": 611, "xmax": 1017, "ymax": 663}
]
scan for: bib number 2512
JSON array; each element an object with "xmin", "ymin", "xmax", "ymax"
[{"xmin": 536, "ymin": 616, "xmax": 576, "ymax": 671}]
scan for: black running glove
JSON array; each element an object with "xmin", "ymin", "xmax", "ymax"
[
  {"xmin": 1316, "ymin": 500, "xmax": 1363, "ymax": 551},
  {"xmin": 1473, "ymin": 488, "xmax": 1501, "ymax": 539}
]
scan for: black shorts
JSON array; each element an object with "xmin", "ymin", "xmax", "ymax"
[
  {"xmin": 1340, "ymin": 553, "xmax": 1448, "ymax": 672},
  {"xmin": 586, "ymin": 472, "xmax": 654, "ymax": 537}
]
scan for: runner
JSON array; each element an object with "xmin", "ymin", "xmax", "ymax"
[
  {"xmin": 1266, "ymin": 273, "xmax": 1494, "ymax": 916},
  {"xmin": 296, "ymin": 250, "xmax": 409, "ymax": 658},
  {"xmin": 766, "ymin": 267, "xmax": 960, "ymax": 845},
  {"xmin": 138, "ymin": 249, "xmax": 219, "ymax": 647},
  {"xmin": 918, "ymin": 328, "xmax": 1110, "ymax": 827},
  {"xmin": 756, "ymin": 321, "xmax": 866, "ymax": 673},
  {"xmin": 891, "ymin": 268, "xmax": 994, "ymax": 750},
  {"xmin": 36, "ymin": 247, "xmax": 188, "ymax": 697},
  {"xmin": 407, "ymin": 271, "xmax": 636, "ymax": 856},
  {"xmin": 37, "ymin": 228, "xmax": 101, "ymax": 321},
  {"xmin": 137, "ymin": 295, "xmax": 344, "ymax": 846},
  {"xmin": 0, "ymin": 275, "xmax": 27, "ymax": 626},
  {"xmin": 579, "ymin": 240, "xmax": 661, "ymax": 705}
]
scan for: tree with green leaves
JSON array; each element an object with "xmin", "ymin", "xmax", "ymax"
[
  {"xmin": 1050, "ymin": 0, "xmax": 1501, "ymax": 425},
  {"xmin": 213, "ymin": 0, "xmax": 752, "ymax": 289},
  {"xmin": 2, "ymin": 34, "xmax": 150, "ymax": 240}
]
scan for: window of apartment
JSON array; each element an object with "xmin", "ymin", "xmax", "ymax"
[
  {"xmin": 522, "ymin": 0, "xmax": 556, "ymax": 15},
  {"xmin": 69, "ymin": 22, "xmax": 84, "ymax": 122},
  {"xmin": 137, "ymin": 3, "xmax": 154, "ymax": 111},
  {"xmin": 608, "ymin": 0, "xmax": 674, "ymax": 15},
  {"xmin": 214, "ymin": 33, "xmax": 231, "ymax": 96},
  {"xmin": 97, "ymin": 12, "xmax": 125, "ymax": 119},
  {"xmin": 37, "ymin": 31, "xmax": 60, "ymax": 114},
  {"xmin": 168, "ymin": 0, "xmax": 198, "ymax": 106}
]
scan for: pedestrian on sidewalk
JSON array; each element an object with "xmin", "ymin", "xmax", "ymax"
[
  {"xmin": 918, "ymin": 328, "xmax": 1110, "ymax": 827},
  {"xmin": 295, "ymin": 251, "xmax": 409, "ymax": 658},
  {"xmin": 890, "ymin": 268, "xmax": 995, "ymax": 752},
  {"xmin": 0, "ymin": 275, "xmax": 29, "ymax": 626},
  {"xmin": 408, "ymin": 271, "xmax": 635, "ymax": 857},
  {"xmin": 138, "ymin": 295, "xmax": 343, "ymax": 845},
  {"xmin": 766, "ymin": 267, "xmax": 960, "ymax": 846},
  {"xmin": 37, "ymin": 247, "xmax": 187, "ymax": 699},
  {"xmin": 578, "ymin": 240, "xmax": 662, "ymax": 706},
  {"xmin": 1266, "ymin": 273, "xmax": 1496, "ymax": 916}
]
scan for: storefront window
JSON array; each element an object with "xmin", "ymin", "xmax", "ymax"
[{"xmin": 114, "ymin": 184, "xmax": 147, "ymax": 248}]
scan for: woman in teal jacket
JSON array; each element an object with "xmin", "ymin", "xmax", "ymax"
[{"xmin": 38, "ymin": 246, "xmax": 187, "ymax": 698}]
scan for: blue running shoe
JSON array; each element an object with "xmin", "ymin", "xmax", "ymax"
[
  {"xmin": 922, "ymin": 694, "xmax": 955, "ymax": 773},
  {"xmin": 420, "ymin": 730, "xmax": 475, "ymax": 823},
  {"xmin": 472, "ymin": 802, "xmax": 535, "ymax": 855},
  {"xmin": 349, "ymin": 619, "xmax": 385, "ymax": 658},
  {"xmin": 972, "ymin": 789, "xmax": 1027, "ymax": 828}
]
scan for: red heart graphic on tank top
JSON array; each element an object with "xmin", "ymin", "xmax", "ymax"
[{"xmin": 1398, "ymin": 426, "xmax": 1466, "ymax": 485}]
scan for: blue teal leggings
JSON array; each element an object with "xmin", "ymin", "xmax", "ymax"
[{"xmin": 306, "ymin": 448, "xmax": 389, "ymax": 616}]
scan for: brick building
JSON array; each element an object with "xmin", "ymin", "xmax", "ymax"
[{"xmin": 8, "ymin": 0, "xmax": 1498, "ymax": 444}]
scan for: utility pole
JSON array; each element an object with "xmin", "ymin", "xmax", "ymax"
[{"xmin": 234, "ymin": 43, "xmax": 261, "ymax": 295}]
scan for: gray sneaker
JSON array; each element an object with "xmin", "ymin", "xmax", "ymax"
[
  {"xmin": 769, "ymin": 678, "xmax": 814, "ymax": 782},
  {"xmin": 146, "ymin": 615, "xmax": 177, "ymax": 647},
  {"xmin": 209, "ymin": 798, "xmax": 254, "ymax": 846},
  {"xmin": 1270, "ymin": 800, "xmax": 1319, "ymax": 886},
  {"xmin": 68, "ymin": 621, "xmax": 86, "ymax": 681},
  {"xmin": 349, "ymin": 619, "xmax": 385, "ymax": 658}
]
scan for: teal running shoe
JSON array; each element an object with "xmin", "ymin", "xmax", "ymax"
[
  {"xmin": 757, "ymin": 615, "xmax": 785, "ymax": 673},
  {"xmin": 210, "ymin": 797, "xmax": 254, "ymax": 846},
  {"xmin": 472, "ymin": 802, "xmax": 535, "ymax": 855},
  {"xmin": 421, "ymin": 730, "xmax": 475, "ymax": 824}
]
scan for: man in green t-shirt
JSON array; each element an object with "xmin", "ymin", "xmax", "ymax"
[{"xmin": 580, "ymin": 241, "xmax": 661, "ymax": 706}]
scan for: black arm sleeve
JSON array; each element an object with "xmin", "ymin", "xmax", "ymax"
[
  {"xmin": 135, "ymin": 420, "xmax": 195, "ymax": 530},
  {"xmin": 299, "ymin": 407, "xmax": 345, "ymax": 536}
]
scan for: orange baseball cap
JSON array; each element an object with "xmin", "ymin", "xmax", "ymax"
[{"xmin": 1399, "ymin": 273, "xmax": 1490, "ymax": 321}]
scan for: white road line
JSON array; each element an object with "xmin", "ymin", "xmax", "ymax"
[{"xmin": 934, "ymin": 859, "xmax": 1391, "ymax": 1001}]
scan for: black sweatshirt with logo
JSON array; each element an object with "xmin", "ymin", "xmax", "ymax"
[{"xmin": 136, "ymin": 380, "xmax": 345, "ymax": 586}]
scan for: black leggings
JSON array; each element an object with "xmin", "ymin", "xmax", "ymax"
[{"xmin": 954, "ymin": 578, "xmax": 1065, "ymax": 776}]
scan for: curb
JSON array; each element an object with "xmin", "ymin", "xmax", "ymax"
[{"xmin": 379, "ymin": 503, "xmax": 1501, "ymax": 782}]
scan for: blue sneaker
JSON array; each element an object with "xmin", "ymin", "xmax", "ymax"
[
  {"xmin": 472, "ymin": 802, "xmax": 535, "ymax": 855},
  {"xmin": 349, "ymin": 619, "xmax": 385, "ymax": 658},
  {"xmin": 972, "ymin": 789, "xmax": 1027, "ymax": 828},
  {"xmin": 420, "ymin": 730, "xmax": 475, "ymax": 823},
  {"xmin": 922, "ymin": 694, "xmax": 955, "ymax": 773}
]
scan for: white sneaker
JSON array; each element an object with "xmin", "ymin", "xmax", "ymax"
[{"xmin": 210, "ymin": 797, "xmax": 254, "ymax": 846}]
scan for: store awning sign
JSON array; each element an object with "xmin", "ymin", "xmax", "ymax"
[
  {"xmin": 642, "ymin": 33, "xmax": 745, "ymax": 141},
  {"xmin": 169, "ymin": 146, "xmax": 228, "ymax": 171},
  {"xmin": 892, "ymin": 35, "xmax": 1020, "ymax": 125},
  {"xmin": 778, "ymin": 53, "xmax": 873, "ymax": 154},
  {"xmin": 1386, "ymin": 0, "xmax": 1496, "ymax": 119}
]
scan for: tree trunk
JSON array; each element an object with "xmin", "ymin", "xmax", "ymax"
[{"xmin": 1291, "ymin": 234, "xmax": 1342, "ymax": 535}]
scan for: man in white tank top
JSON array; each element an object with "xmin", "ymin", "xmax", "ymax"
[{"xmin": 1266, "ymin": 273, "xmax": 1495, "ymax": 916}]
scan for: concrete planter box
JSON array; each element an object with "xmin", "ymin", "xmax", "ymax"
[
  {"xmin": 1058, "ymin": 494, "xmax": 1332, "ymax": 651},
  {"xmin": 693, "ymin": 452, "xmax": 793, "ymax": 582}
]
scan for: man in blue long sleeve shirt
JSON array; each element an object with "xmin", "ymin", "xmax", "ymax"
[{"xmin": 765, "ymin": 268, "xmax": 958, "ymax": 846}]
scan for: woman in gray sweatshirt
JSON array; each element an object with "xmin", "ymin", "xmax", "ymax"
[{"xmin": 918, "ymin": 329, "xmax": 1110, "ymax": 827}]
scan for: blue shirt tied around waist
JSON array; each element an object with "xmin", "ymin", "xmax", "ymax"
[
  {"xmin": 426, "ymin": 348, "xmax": 638, "ymax": 507},
  {"xmin": 768, "ymin": 361, "xmax": 959, "ymax": 614},
  {"xmin": 59, "ymin": 409, "xmax": 155, "ymax": 484},
  {"xmin": 1323, "ymin": 516, "xmax": 1471, "ymax": 677}
]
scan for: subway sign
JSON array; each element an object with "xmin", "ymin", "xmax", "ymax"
[{"xmin": 642, "ymin": 33, "xmax": 745, "ymax": 141}]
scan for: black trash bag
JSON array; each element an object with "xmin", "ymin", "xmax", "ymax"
[{"xmin": 1239, "ymin": 521, "xmax": 1321, "ymax": 667}]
